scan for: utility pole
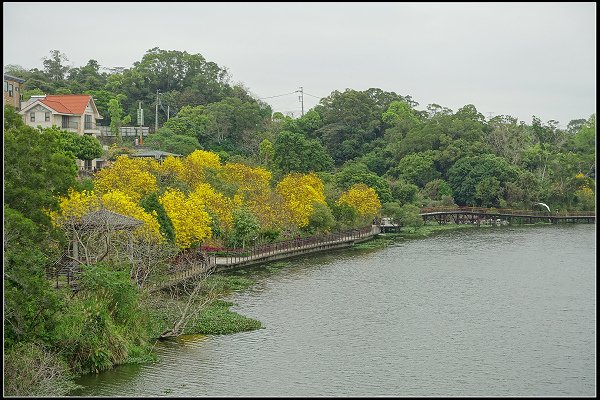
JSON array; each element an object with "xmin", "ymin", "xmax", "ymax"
[
  {"xmin": 297, "ymin": 86, "xmax": 304, "ymax": 117},
  {"xmin": 155, "ymin": 89, "xmax": 159, "ymax": 132},
  {"xmin": 138, "ymin": 101, "xmax": 144, "ymax": 146}
]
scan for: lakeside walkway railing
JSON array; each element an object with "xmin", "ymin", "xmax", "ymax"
[
  {"xmin": 150, "ymin": 225, "xmax": 377, "ymax": 291},
  {"xmin": 418, "ymin": 206, "xmax": 595, "ymax": 226},
  {"xmin": 207, "ymin": 225, "xmax": 376, "ymax": 267},
  {"xmin": 419, "ymin": 206, "xmax": 595, "ymax": 217}
]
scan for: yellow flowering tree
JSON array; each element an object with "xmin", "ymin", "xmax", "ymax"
[
  {"xmin": 223, "ymin": 163, "xmax": 272, "ymax": 192},
  {"xmin": 222, "ymin": 163, "xmax": 279, "ymax": 229},
  {"xmin": 50, "ymin": 188, "xmax": 100, "ymax": 227},
  {"xmin": 337, "ymin": 183, "xmax": 381, "ymax": 218},
  {"xmin": 94, "ymin": 155, "xmax": 158, "ymax": 203},
  {"xmin": 276, "ymin": 172, "xmax": 326, "ymax": 228},
  {"xmin": 180, "ymin": 150, "xmax": 222, "ymax": 188},
  {"xmin": 49, "ymin": 188, "xmax": 164, "ymax": 280},
  {"xmin": 134, "ymin": 157, "xmax": 161, "ymax": 175},
  {"xmin": 101, "ymin": 190, "xmax": 163, "ymax": 242},
  {"xmin": 189, "ymin": 183, "xmax": 236, "ymax": 234},
  {"xmin": 159, "ymin": 188, "xmax": 212, "ymax": 249},
  {"xmin": 157, "ymin": 155, "xmax": 185, "ymax": 184},
  {"xmin": 573, "ymin": 172, "xmax": 595, "ymax": 211},
  {"xmin": 575, "ymin": 186, "xmax": 595, "ymax": 210}
]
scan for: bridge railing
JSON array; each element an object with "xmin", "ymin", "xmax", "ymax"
[
  {"xmin": 151, "ymin": 226, "xmax": 375, "ymax": 289},
  {"xmin": 419, "ymin": 206, "xmax": 595, "ymax": 217},
  {"xmin": 200, "ymin": 225, "xmax": 374, "ymax": 262}
]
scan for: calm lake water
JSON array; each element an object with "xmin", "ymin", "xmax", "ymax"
[{"xmin": 74, "ymin": 224, "xmax": 596, "ymax": 397}]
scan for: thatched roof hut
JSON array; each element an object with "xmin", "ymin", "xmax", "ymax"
[{"xmin": 75, "ymin": 209, "xmax": 143, "ymax": 231}]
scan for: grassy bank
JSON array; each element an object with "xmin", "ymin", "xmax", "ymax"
[
  {"xmin": 351, "ymin": 221, "xmax": 490, "ymax": 251},
  {"xmin": 144, "ymin": 273, "xmax": 262, "ymax": 339}
]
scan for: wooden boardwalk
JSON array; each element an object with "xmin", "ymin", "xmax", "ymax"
[
  {"xmin": 419, "ymin": 207, "xmax": 595, "ymax": 225},
  {"xmin": 150, "ymin": 226, "xmax": 379, "ymax": 291}
]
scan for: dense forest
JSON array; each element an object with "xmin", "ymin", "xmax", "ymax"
[{"xmin": 3, "ymin": 48, "xmax": 595, "ymax": 396}]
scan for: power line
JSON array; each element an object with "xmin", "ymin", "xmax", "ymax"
[
  {"xmin": 258, "ymin": 91, "xmax": 297, "ymax": 100},
  {"xmin": 258, "ymin": 89, "xmax": 324, "ymax": 101},
  {"xmin": 303, "ymin": 92, "xmax": 322, "ymax": 99}
]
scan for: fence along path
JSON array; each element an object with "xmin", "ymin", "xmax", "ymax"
[{"xmin": 151, "ymin": 225, "xmax": 379, "ymax": 291}]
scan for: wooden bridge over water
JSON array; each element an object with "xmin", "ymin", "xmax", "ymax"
[{"xmin": 418, "ymin": 207, "xmax": 595, "ymax": 226}]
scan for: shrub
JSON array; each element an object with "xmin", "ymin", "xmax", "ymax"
[
  {"xmin": 53, "ymin": 264, "xmax": 151, "ymax": 373},
  {"xmin": 4, "ymin": 342, "xmax": 81, "ymax": 396}
]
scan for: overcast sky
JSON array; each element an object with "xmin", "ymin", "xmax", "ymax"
[{"xmin": 3, "ymin": 2, "xmax": 596, "ymax": 126}]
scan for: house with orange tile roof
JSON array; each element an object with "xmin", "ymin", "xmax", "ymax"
[{"xmin": 20, "ymin": 94, "xmax": 104, "ymax": 170}]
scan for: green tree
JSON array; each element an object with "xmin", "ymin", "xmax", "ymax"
[
  {"xmin": 387, "ymin": 151, "xmax": 441, "ymax": 187},
  {"xmin": 273, "ymin": 131, "xmax": 333, "ymax": 174},
  {"xmin": 486, "ymin": 115, "xmax": 531, "ymax": 165},
  {"xmin": 381, "ymin": 201, "xmax": 403, "ymax": 224},
  {"xmin": 45, "ymin": 127, "xmax": 103, "ymax": 161},
  {"xmin": 5, "ymin": 124, "xmax": 78, "ymax": 226},
  {"xmin": 503, "ymin": 170, "xmax": 542, "ymax": 209},
  {"xmin": 421, "ymin": 179, "xmax": 453, "ymax": 201},
  {"xmin": 448, "ymin": 154, "xmax": 518, "ymax": 206},
  {"xmin": 107, "ymin": 95, "xmax": 132, "ymax": 145},
  {"xmin": 4, "ymin": 104, "xmax": 24, "ymax": 129},
  {"xmin": 144, "ymin": 128, "xmax": 201, "ymax": 156},
  {"xmin": 230, "ymin": 208, "xmax": 260, "ymax": 248},
  {"xmin": 294, "ymin": 109, "xmax": 324, "ymax": 137},
  {"xmin": 42, "ymin": 50, "xmax": 70, "ymax": 82},
  {"xmin": 84, "ymin": 90, "xmax": 114, "ymax": 123},
  {"xmin": 140, "ymin": 192, "xmax": 176, "ymax": 242},
  {"xmin": 331, "ymin": 202, "xmax": 358, "ymax": 228},
  {"xmin": 390, "ymin": 179, "xmax": 420, "ymax": 206},
  {"xmin": 397, "ymin": 204, "xmax": 424, "ymax": 231},
  {"xmin": 306, "ymin": 203, "xmax": 335, "ymax": 234},
  {"xmin": 312, "ymin": 88, "xmax": 410, "ymax": 164},
  {"xmin": 475, "ymin": 176, "xmax": 502, "ymax": 207},
  {"xmin": 161, "ymin": 105, "xmax": 209, "ymax": 141},
  {"xmin": 567, "ymin": 114, "xmax": 596, "ymax": 178},
  {"xmin": 389, "ymin": 123, "xmax": 448, "ymax": 160},
  {"xmin": 204, "ymin": 97, "xmax": 271, "ymax": 154},
  {"xmin": 334, "ymin": 161, "xmax": 393, "ymax": 203},
  {"xmin": 258, "ymin": 138, "xmax": 274, "ymax": 166},
  {"xmin": 67, "ymin": 59, "xmax": 107, "ymax": 93},
  {"xmin": 3, "ymin": 206, "xmax": 64, "ymax": 347},
  {"xmin": 110, "ymin": 47, "xmax": 235, "ymax": 128},
  {"xmin": 381, "ymin": 100, "xmax": 420, "ymax": 143}
]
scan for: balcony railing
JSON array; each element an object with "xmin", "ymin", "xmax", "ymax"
[
  {"xmin": 62, "ymin": 121, "xmax": 79, "ymax": 130},
  {"xmin": 98, "ymin": 126, "xmax": 149, "ymax": 137}
]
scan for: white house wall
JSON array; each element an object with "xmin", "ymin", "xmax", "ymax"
[{"xmin": 24, "ymin": 104, "xmax": 55, "ymax": 129}]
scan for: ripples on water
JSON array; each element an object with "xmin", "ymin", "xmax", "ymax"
[{"xmin": 75, "ymin": 224, "xmax": 596, "ymax": 396}]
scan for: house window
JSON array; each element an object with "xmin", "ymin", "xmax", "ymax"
[
  {"xmin": 30, "ymin": 112, "xmax": 35, "ymax": 122},
  {"xmin": 84, "ymin": 114, "xmax": 93, "ymax": 130},
  {"xmin": 8, "ymin": 83, "xmax": 13, "ymax": 97},
  {"xmin": 45, "ymin": 112, "xmax": 51, "ymax": 122},
  {"xmin": 84, "ymin": 159, "xmax": 93, "ymax": 170},
  {"xmin": 3, "ymin": 81, "xmax": 7, "ymax": 92}
]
